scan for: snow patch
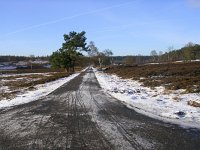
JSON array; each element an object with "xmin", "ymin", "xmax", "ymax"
[
  {"xmin": 0, "ymin": 73, "xmax": 80, "ymax": 109},
  {"xmin": 94, "ymin": 70, "xmax": 200, "ymax": 128}
]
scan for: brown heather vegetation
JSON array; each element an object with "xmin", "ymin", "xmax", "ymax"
[
  {"xmin": 105, "ymin": 62, "xmax": 200, "ymax": 93},
  {"xmin": 0, "ymin": 68, "xmax": 66, "ymax": 74},
  {"xmin": 0, "ymin": 72, "xmax": 72, "ymax": 100},
  {"xmin": 3, "ymin": 72, "xmax": 72, "ymax": 88},
  {"xmin": 0, "ymin": 67, "xmax": 83, "ymax": 100}
]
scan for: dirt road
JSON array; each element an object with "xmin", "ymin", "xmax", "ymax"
[{"xmin": 0, "ymin": 70, "xmax": 200, "ymax": 150}]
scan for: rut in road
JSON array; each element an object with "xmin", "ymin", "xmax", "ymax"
[{"xmin": 86, "ymin": 73, "xmax": 145, "ymax": 150}]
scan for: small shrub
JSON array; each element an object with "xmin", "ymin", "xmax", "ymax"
[{"xmin": 188, "ymin": 100, "xmax": 200, "ymax": 107}]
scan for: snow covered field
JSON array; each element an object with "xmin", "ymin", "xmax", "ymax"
[
  {"xmin": 0, "ymin": 73, "xmax": 80, "ymax": 109},
  {"xmin": 94, "ymin": 69, "xmax": 200, "ymax": 128}
]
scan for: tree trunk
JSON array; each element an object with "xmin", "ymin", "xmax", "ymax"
[
  {"xmin": 66, "ymin": 67, "xmax": 69, "ymax": 72},
  {"xmin": 72, "ymin": 60, "xmax": 75, "ymax": 72}
]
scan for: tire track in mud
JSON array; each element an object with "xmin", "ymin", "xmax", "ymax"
[
  {"xmin": 0, "ymin": 101, "xmax": 52, "ymax": 149},
  {"xmin": 74, "ymin": 86, "xmax": 114, "ymax": 150},
  {"xmin": 87, "ymin": 72, "xmax": 145, "ymax": 150}
]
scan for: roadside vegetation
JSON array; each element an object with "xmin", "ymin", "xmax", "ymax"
[
  {"xmin": 105, "ymin": 62, "xmax": 200, "ymax": 93},
  {"xmin": 0, "ymin": 68, "xmax": 64, "ymax": 74},
  {"xmin": 0, "ymin": 67, "xmax": 81, "ymax": 100},
  {"xmin": 0, "ymin": 71, "xmax": 70, "ymax": 100}
]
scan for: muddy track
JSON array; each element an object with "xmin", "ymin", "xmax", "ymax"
[{"xmin": 0, "ymin": 69, "xmax": 200, "ymax": 150}]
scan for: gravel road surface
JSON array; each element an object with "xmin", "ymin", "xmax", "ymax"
[{"xmin": 0, "ymin": 69, "xmax": 200, "ymax": 150}]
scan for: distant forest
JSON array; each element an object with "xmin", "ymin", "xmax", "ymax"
[
  {"xmin": 122, "ymin": 42, "xmax": 200, "ymax": 65},
  {"xmin": 0, "ymin": 42, "xmax": 200, "ymax": 65},
  {"xmin": 0, "ymin": 55, "xmax": 49, "ymax": 63},
  {"xmin": 160, "ymin": 43, "xmax": 200, "ymax": 62}
]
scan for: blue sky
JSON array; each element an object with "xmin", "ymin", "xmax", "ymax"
[{"xmin": 0, "ymin": 0, "xmax": 200, "ymax": 56}]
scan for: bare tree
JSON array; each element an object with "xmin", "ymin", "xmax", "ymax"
[
  {"xmin": 158, "ymin": 51, "xmax": 163, "ymax": 62},
  {"xmin": 87, "ymin": 41, "xmax": 99, "ymax": 66},
  {"xmin": 98, "ymin": 58, "xmax": 103, "ymax": 68},
  {"xmin": 88, "ymin": 42, "xmax": 114, "ymax": 67},
  {"xmin": 150, "ymin": 50, "xmax": 158, "ymax": 62},
  {"xmin": 103, "ymin": 49, "xmax": 113, "ymax": 65},
  {"xmin": 88, "ymin": 41, "xmax": 99, "ymax": 57},
  {"xmin": 29, "ymin": 54, "xmax": 35, "ymax": 70},
  {"xmin": 168, "ymin": 46, "xmax": 174, "ymax": 62},
  {"xmin": 185, "ymin": 42, "xmax": 195, "ymax": 48},
  {"xmin": 103, "ymin": 49, "xmax": 113, "ymax": 57}
]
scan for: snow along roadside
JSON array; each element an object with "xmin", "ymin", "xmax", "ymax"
[
  {"xmin": 0, "ymin": 72, "xmax": 80, "ymax": 109},
  {"xmin": 94, "ymin": 69, "xmax": 200, "ymax": 129}
]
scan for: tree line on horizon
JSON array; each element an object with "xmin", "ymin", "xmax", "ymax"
[
  {"xmin": 0, "ymin": 55, "xmax": 49, "ymax": 63},
  {"xmin": 150, "ymin": 42, "xmax": 200, "ymax": 63},
  {"xmin": 1, "ymin": 33, "xmax": 200, "ymax": 68},
  {"xmin": 123, "ymin": 42, "xmax": 200, "ymax": 65}
]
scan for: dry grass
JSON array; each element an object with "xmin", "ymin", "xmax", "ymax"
[
  {"xmin": 105, "ymin": 62, "xmax": 200, "ymax": 93},
  {"xmin": 188, "ymin": 100, "xmax": 200, "ymax": 107},
  {"xmin": 0, "ymin": 68, "xmax": 65, "ymax": 74},
  {"xmin": 0, "ymin": 71, "xmax": 72, "ymax": 100},
  {"xmin": 0, "ymin": 66, "xmax": 84, "ymax": 100}
]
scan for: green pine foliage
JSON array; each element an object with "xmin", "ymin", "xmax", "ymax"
[{"xmin": 50, "ymin": 31, "xmax": 88, "ymax": 72}]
